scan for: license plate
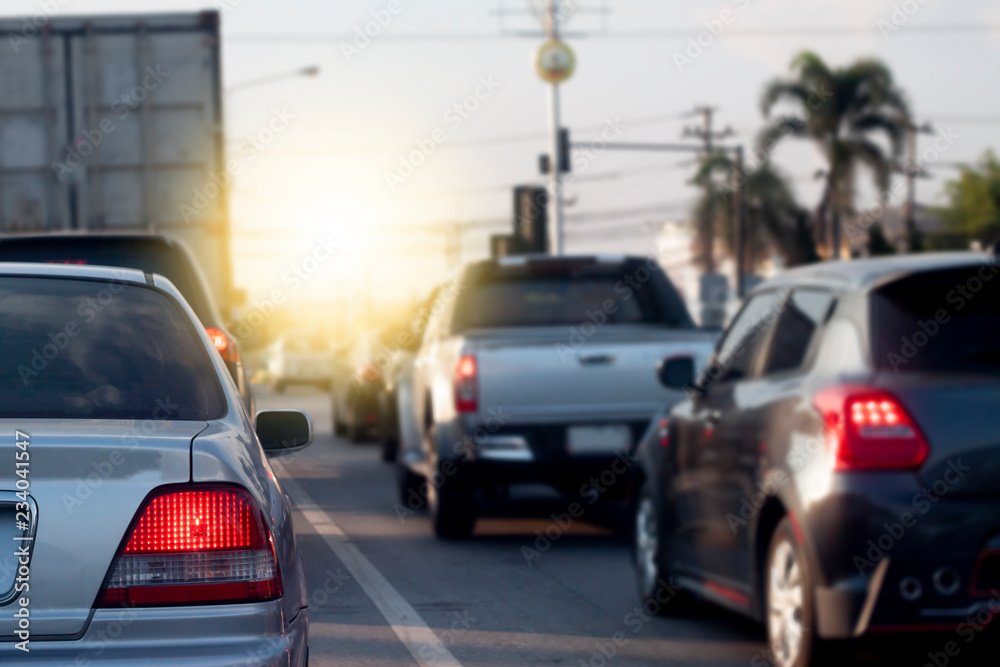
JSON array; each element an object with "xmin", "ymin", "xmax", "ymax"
[{"xmin": 566, "ymin": 425, "xmax": 631, "ymax": 454}]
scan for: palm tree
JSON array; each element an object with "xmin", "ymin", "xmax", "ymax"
[
  {"xmin": 691, "ymin": 154, "xmax": 820, "ymax": 271},
  {"xmin": 759, "ymin": 51, "xmax": 910, "ymax": 258}
]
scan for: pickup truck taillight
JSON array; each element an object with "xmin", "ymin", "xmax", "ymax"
[
  {"xmin": 813, "ymin": 385, "xmax": 929, "ymax": 471},
  {"xmin": 96, "ymin": 486, "xmax": 281, "ymax": 607},
  {"xmin": 454, "ymin": 355, "xmax": 478, "ymax": 413}
]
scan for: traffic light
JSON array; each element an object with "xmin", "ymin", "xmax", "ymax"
[
  {"xmin": 513, "ymin": 186, "xmax": 548, "ymax": 254},
  {"xmin": 539, "ymin": 128, "xmax": 571, "ymax": 175},
  {"xmin": 558, "ymin": 128, "xmax": 571, "ymax": 173}
]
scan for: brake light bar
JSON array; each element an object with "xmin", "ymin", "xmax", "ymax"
[
  {"xmin": 813, "ymin": 385, "xmax": 929, "ymax": 470},
  {"xmin": 454, "ymin": 355, "xmax": 478, "ymax": 413},
  {"xmin": 96, "ymin": 486, "xmax": 281, "ymax": 608}
]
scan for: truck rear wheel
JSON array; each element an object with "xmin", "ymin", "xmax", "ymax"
[{"xmin": 427, "ymin": 464, "xmax": 476, "ymax": 539}]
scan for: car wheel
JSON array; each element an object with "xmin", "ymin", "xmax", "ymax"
[
  {"xmin": 766, "ymin": 517, "xmax": 828, "ymax": 667},
  {"xmin": 633, "ymin": 488, "xmax": 696, "ymax": 615},
  {"xmin": 347, "ymin": 412, "xmax": 366, "ymax": 444},
  {"xmin": 380, "ymin": 435, "xmax": 398, "ymax": 463},
  {"xmin": 427, "ymin": 464, "xmax": 476, "ymax": 539}
]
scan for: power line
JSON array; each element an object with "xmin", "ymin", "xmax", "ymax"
[
  {"xmin": 224, "ymin": 110, "xmax": 693, "ymax": 153},
  {"xmin": 225, "ymin": 23, "xmax": 1000, "ymax": 43}
]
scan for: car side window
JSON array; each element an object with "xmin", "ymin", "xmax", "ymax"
[
  {"xmin": 762, "ymin": 289, "xmax": 836, "ymax": 376},
  {"xmin": 705, "ymin": 291, "xmax": 784, "ymax": 386}
]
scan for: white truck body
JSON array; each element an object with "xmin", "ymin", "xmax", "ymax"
[{"xmin": 0, "ymin": 11, "xmax": 231, "ymax": 311}]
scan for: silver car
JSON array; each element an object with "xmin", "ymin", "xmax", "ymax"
[{"xmin": 0, "ymin": 263, "xmax": 311, "ymax": 665}]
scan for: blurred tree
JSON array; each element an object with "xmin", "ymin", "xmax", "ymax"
[
  {"xmin": 866, "ymin": 223, "xmax": 896, "ymax": 256},
  {"xmin": 759, "ymin": 51, "xmax": 910, "ymax": 259},
  {"xmin": 691, "ymin": 154, "xmax": 820, "ymax": 271},
  {"xmin": 935, "ymin": 150, "xmax": 1000, "ymax": 248}
]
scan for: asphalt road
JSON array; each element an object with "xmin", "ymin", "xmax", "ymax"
[{"xmin": 260, "ymin": 386, "xmax": 997, "ymax": 667}]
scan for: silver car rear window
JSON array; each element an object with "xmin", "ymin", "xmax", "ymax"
[{"xmin": 0, "ymin": 276, "xmax": 226, "ymax": 420}]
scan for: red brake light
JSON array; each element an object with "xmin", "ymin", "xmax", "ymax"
[
  {"xmin": 657, "ymin": 418, "xmax": 670, "ymax": 448},
  {"xmin": 454, "ymin": 355, "xmax": 478, "ymax": 413},
  {"xmin": 813, "ymin": 385, "xmax": 929, "ymax": 471},
  {"xmin": 206, "ymin": 327, "xmax": 239, "ymax": 364},
  {"xmin": 96, "ymin": 486, "xmax": 281, "ymax": 607}
]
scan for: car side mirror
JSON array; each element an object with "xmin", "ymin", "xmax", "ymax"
[
  {"xmin": 657, "ymin": 355, "xmax": 697, "ymax": 391},
  {"xmin": 255, "ymin": 410, "xmax": 313, "ymax": 457}
]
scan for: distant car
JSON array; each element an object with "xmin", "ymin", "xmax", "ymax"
[
  {"xmin": 376, "ymin": 288, "xmax": 443, "ymax": 463},
  {"xmin": 0, "ymin": 261, "xmax": 311, "ymax": 665},
  {"xmin": 268, "ymin": 333, "xmax": 333, "ymax": 392},
  {"xmin": 0, "ymin": 233, "xmax": 254, "ymax": 414},
  {"xmin": 400, "ymin": 254, "xmax": 719, "ymax": 538},
  {"xmin": 629, "ymin": 252, "xmax": 1000, "ymax": 667},
  {"xmin": 331, "ymin": 330, "xmax": 385, "ymax": 443}
]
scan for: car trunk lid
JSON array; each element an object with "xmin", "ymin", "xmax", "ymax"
[{"xmin": 0, "ymin": 420, "xmax": 205, "ymax": 638}]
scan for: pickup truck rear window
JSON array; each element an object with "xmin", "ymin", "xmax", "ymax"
[
  {"xmin": 0, "ymin": 276, "xmax": 226, "ymax": 420},
  {"xmin": 873, "ymin": 264, "xmax": 1000, "ymax": 374},
  {"xmin": 451, "ymin": 261, "xmax": 694, "ymax": 330}
]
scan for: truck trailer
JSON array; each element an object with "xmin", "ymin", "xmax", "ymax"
[{"xmin": 0, "ymin": 10, "xmax": 233, "ymax": 314}]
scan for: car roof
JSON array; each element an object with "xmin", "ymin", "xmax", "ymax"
[
  {"xmin": 0, "ymin": 231, "xmax": 174, "ymax": 243},
  {"xmin": 752, "ymin": 252, "xmax": 994, "ymax": 295},
  {"xmin": 0, "ymin": 261, "xmax": 148, "ymax": 284},
  {"xmin": 491, "ymin": 253, "xmax": 633, "ymax": 267}
]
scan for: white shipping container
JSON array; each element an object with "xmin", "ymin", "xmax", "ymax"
[{"xmin": 0, "ymin": 11, "xmax": 232, "ymax": 310}]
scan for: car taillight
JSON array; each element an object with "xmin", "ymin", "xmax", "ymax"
[
  {"xmin": 95, "ymin": 486, "xmax": 281, "ymax": 608},
  {"xmin": 454, "ymin": 355, "xmax": 478, "ymax": 413},
  {"xmin": 657, "ymin": 418, "xmax": 670, "ymax": 448},
  {"xmin": 357, "ymin": 362, "xmax": 381, "ymax": 383},
  {"xmin": 206, "ymin": 327, "xmax": 239, "ymax": 364},
  {"xmin": 813, "ymin": 385, "xmax": 929, "ymax": 471}
]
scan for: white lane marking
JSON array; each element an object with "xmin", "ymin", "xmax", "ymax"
[{"xmin": 272, "ymin": 461, "xmax": 463, "ymax": 667}]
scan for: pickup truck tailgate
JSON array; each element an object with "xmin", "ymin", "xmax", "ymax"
[{"xmin": 470, "ymin": 326, "xmax": 716, "ymax": 424}]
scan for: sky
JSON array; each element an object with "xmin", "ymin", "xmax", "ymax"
[{"xmin": 3, "ymin": 0, "xmax": 1000, "ymax": 309}]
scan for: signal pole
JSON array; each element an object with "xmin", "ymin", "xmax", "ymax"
[{"xmin": 544, "ymin": 0, "xmax": 564, "ymax": 255}]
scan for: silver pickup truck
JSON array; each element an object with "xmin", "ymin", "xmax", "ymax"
[{"xmin": 397, "ymin": 254, "xmax": 719, "ymax": 537}]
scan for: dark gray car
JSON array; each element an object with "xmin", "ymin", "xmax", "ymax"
[{"xmin": 630, "ymin": 252, "xmax": 1000, "ymax": 667}]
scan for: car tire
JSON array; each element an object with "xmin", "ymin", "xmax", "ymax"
[
  {"xmin": 633, "ymin": 486, "xmax": 697, "ymax": 616},
  {"xmin": 427, "ymin": 464, "xmax": 476, "ymax": 539},
  {"xmin": 765, "ymin": 517, "xmax": 839, "ymax": 667},
  {"xmin": 347, "ymin": 413, "xmax": 366, "ymax": 444},
  {"xmin": 380, "ymin": 435, "xmax": 398, "ymax": 463}
]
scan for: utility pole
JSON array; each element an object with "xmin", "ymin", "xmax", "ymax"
[
  {"xmin": 903, "ymin": 121, "xmax": 934, "ymax": 252},
  {"xmin": 544, "ymin": 0, "xmax": 564, "ymax": 256},
  {"xmin": 683, "ymin": 106, "xmax": 734, "ymax": 154},
  {"xmin": 734, "ymin": 145, "xmax": 747, "ymax": 298}
]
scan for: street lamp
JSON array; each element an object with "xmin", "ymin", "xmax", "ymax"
[{"xmin": 226, "ymin": 65, "xmax": 320, "ymax": 94}]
